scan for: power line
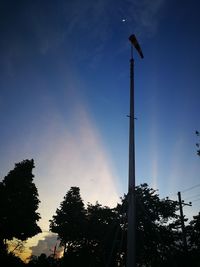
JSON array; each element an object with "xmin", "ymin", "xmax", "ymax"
[
  {"xmin": 191, "ymin": 198, "xmax": 200, "ymax": 203},
  {"xmin": 166, "ymin": 184, "xmax": 200, "ymax": 200},
  {"xmin": 184, "ymin": 193, "xmax": 200, "ymax": 201},
  {"xmin": 182, "ymin": 183, "xmax": 200, "ymax": 193}
]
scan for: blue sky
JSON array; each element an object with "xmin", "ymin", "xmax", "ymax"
[{"xmin": 1, "ymin": 0, "xmax": 200, "ymax": 259}]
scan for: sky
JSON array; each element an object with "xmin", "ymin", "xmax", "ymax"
[{"xmin": 0, "ymin": 0, "xmax": 200, "ymax": 260}]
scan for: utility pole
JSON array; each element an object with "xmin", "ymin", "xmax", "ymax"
[
  {"xmin": 177, "ymin": 191, "xmax": 192, "ymax": 252},
  {"xmin": 127, "ymin": 34, "xmax": 143, "ymax": 267}
]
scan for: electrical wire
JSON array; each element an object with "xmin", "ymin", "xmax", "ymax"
[
  {"xmin": 167, "ymin": 183, "xmax": 200, "ymax": 200},
  {"xmin": 190, "ymin": 198, "xmax": 200, "ymax": 203},
  {"xmin": 184, "ymin": 193, "xmax": 200, "ymax": 201},
  {"xmin": 181, "ymin": 183, "xmax": 200, "ymax": 193}
]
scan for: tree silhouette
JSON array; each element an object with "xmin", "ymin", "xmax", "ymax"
[
  {"xmin": 0, "ymin": 159, "xmax": 41, "ymax": 253},
  {"xmin": 49, "ymin": 186, "xmax": 86, "ymax": 255},
  {"xmin": 0, "ymin": 251, "xmax": 25, "ymax": 266},
  {"xmin": 188, "ymin": 212, "xmax": 200, "ymax": 252},
  {"xmin": 114, "ymin": 183, "xmax": 181, "ymax": 266},
  {"xmin": 50, "ymin": 184, "xmax": 183, "ymax": 266},
  {"xmin": 85, "ymin": 202, "xmax": 120, "ymax": 266},
  {"xmin": 28, "ymin": 253, "xmax": 51, "ymax": 267},
  {"xmin": 50, "ymin": 187, "xmax": 120, "ymax": 266}
]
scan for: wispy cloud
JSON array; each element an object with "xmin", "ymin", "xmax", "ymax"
[
  {"xmin": 0, "ymin": 67, "xmax": 120, "ymax": 232},
  {"xmin": 4, "ymin": 88, "xmax": 121, "ymax": 259},
  {"xmin": 130, "ymin": 0, "xmax": 165, "ymax": 37},
  {"xmin": 149, "ymin": 122, "xmax": 159, "ymax": 190},
  {"xmin": 3, "ymin": 77, "xmax": 119, "ymax": 231},
  {"xmin": 34, "ymin": 101, "xmax": 120, "ymax": 231},
  {"xmin": 0, "ymin": 0, "xmax": 166, "ymax": 74}
]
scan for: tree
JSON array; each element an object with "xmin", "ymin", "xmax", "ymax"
[
  {"xmin": 49, "ymin": 187, "xmax": 86, "ymax": 255},
  {"xmin": 0, "ymin": 251, "xmax": 25, "ymax": 267},
  {"xmin": 28, "ymin": 253, "xmax": 51, "ymax": 267},
  {"xmin": 115, "ymin": 183, "xmax": 181, "ymax": 266},
  {"xmin": 189, "ymin": 212, "xmax": 200, "ymax": 249},
  {"xmin": 181, "ymin": 212, "xmax": 200, "ymax": 266},
  {"xmin": 0, "ymin": 159, "xmax": 41, "ymax": 247},
  {"xmin": 50, "ymin": 188, "xmax": 120, "ymax": 266},
  {"xmin": 85, "ymin": 202, "xmax": 120, "ymax": 266},
  {"xmin": 50, "ymin": 184, "xmax": 182, "ymax": 267}
]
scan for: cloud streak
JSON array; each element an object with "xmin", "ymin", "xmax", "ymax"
[
  {"xmin": 130, "ymin": 0, "xmax": 165, "ymax": 37},
  {"xmin": 34, "ymin": 100, "xmax": 120, "ymax": 231},
  {"xmin": 4, "ymin": 84, "xmax": 121, "ymax": 260},
  {"xmin": 0, "ymin": 0, "xmax": 166, "ymax": 75}
]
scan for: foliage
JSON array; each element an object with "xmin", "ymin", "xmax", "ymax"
[
  {"xmin": 0, "ymin": 159, "xmax": 41, "ymax": 255},
  {"xmin": 1, "ymin": 157, "xmax": 200, "ymax": 266},
  {"xmin": 7, "ymin": 238, "xmax": 26, "ymax": 258},
  {"xmin": 188, "ymin": 212, "xmax": 200, "ymax": 250},
  {"xmin": 116, "ymin": 184, "xmax": 181, "ymax": 266},
  {"xmin": 49, "ymin": 187, "xmax": 86, "ymax": 253},
  {"xmin": 50, "ymin": 184, "xmax": 185, "ymax": 266},
  {"xmin": 85, "ymin": 202, "xmax": 120, "ymax": 266},
  {"xmin": 27, "ymin": 253, "xmax": 58, "ymax": 267},
  {"xmin": 0, "ymin": 251, "xmax": 25, "ymax": 267}
]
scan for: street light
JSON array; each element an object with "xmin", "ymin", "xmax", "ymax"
[{"xmin": 127, "ymin": 34, "xmax": 143, "ymax": 267}]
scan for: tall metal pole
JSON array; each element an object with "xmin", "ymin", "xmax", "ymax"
[
  {"xmin": 127, "ymin": 46, "xmax": 136, "ymax": 267},
  {"xmin": 127, "ymin": 35, "xmax": 143, "ymax": 267}
]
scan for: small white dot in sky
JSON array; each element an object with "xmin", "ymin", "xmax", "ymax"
[{"xmin": 122, "ymin": 18, "xmax": 126, "ymax": 22}]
